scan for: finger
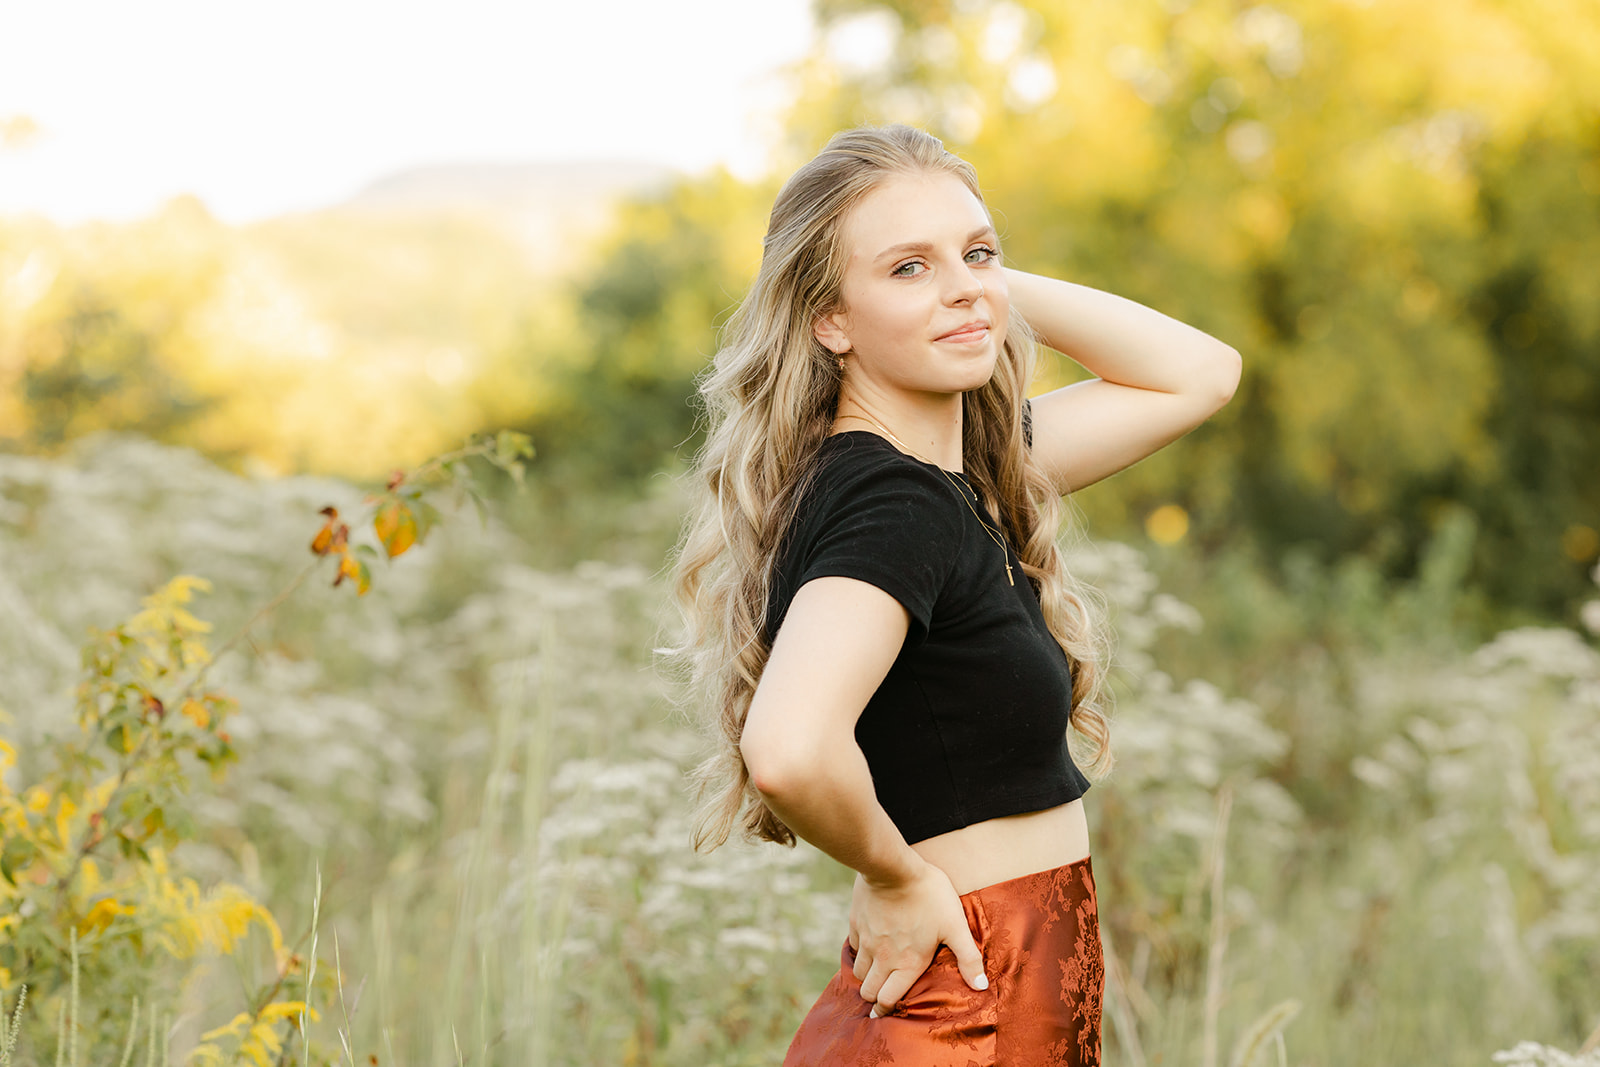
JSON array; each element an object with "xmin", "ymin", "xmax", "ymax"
[
  {"xmin": 859, "ymin": 958, "xmax": 890, "ymax": 1005},
  {"xmin": 872, "ymin": 969, "xmax": 918, "ymax": 1018},
  {"xmin": 947, "ymin": 927, "xmax": 989, "ymax": 991},
  {"xmin": 852, "ymin": 945, "xmax": 872, "ymax": 982}
]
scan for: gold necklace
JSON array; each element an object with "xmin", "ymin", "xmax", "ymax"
[{"xmin": 835, "ymin": 409, "xmax": 1015, "ymax": 586}]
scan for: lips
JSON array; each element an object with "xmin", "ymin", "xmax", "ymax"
[{"xmin": 935, "ymin": 321, "xmax": 990, "ymax": 343}]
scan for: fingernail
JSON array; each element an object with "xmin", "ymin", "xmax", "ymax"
[
  {"xmin": 869, "ymin": 1007, "xmax": 880, "ymax": 1019},
  {"xmin": 973, "ymin": 974, "xmax": 989, "ymax": 990}
]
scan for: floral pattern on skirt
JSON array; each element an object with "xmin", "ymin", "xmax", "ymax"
[{"xmin": 783, "ymin": 856, "xmax": 1103, "ymax": 1066}]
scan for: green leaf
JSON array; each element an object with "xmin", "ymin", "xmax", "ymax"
[
  {"xmin": 495, "ymin": 429, "xmax": 534, "ymax": 466},
  {"xmin": 413, "ymin": 500, "xmax": 444, "ymax": 542},
  {"xmin": 0, "ymin": 836, "xmax": 37, "ymax": 887}
]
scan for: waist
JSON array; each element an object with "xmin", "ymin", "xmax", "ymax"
[{"xmin": 910, "ymin": 799, "xmax": 1091, "ymax": 896}]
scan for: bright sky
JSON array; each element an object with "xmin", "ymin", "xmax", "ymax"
[{"xmin": 0, "ymin": 0, "xmax": 815, "ymax": 223}]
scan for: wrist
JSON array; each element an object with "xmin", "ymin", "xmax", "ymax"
[{"xmin": 861, "ymin": 850, "xmax": 928, "ymax": 891}]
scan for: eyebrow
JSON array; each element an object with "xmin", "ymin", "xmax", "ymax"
[{"xmin": 872, "ymin": 225, "xmax": 999, "ymax": 263}]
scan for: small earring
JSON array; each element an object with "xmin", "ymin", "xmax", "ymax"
[{"xmin": 836, "ymin": 355, "xmax": 847, "ymax": 374}]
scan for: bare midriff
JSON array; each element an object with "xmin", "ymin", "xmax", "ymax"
[{"xmin": 909, "ymin": 799, "xmax": 1091, "ymax": 897}]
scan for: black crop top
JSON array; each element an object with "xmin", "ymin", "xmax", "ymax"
[{"xmin": 764, "ymin": 425, "xmax": 1091, "ymax": 845}]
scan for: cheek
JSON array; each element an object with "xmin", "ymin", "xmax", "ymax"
[
  {"xmin": 848, "ymin": 290, "xmax": 921, "ymax": 348},
  {"xmin": 991, "ymin": 294, "xmax": 1012, "ymax": 350}
]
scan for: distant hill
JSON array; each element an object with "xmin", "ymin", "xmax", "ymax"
[
  {"xmin": 346, "ymin": 159, "xmax": 674, "ymax": 210},
  {"xmin": 334, "ymin": 159, "xmax": 676, "ymax": 248}
]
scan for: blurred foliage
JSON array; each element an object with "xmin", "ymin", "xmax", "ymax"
[
  {"xmin": 0, "ymin": 573, "xmax": 326, "ymax": 1066},
  {"xmin": 5, "ymin": 440, "xmax": 1598, "ymax": 1062},
  {"xmin": 0, "ymin": 432, "xmax": 530, "ymax": 1066},
  {"xmin": 501, "ymin": 171, "xmax": 774, "ymax": 488},
  {"xmin": 0, "ymin": 201, "xmax": 544, "ymax": 478},
  {"xmin": 776, "ymin": 0, "xmax": 1600, "ymax": 621},
  {"xmin": 1, "ymin": 0, "xmax": 1597, "ymax": 622}
]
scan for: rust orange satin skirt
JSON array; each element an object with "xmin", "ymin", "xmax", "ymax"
[{"xmin": 782, "ymin": 856, "xmax": 1103, "ymax": 1066}]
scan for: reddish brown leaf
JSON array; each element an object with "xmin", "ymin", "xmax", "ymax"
[
  {"xmin": 311, "ymin": 518, "xmax": 336, "ymax": 555},
  {"xmin": 311, "ymin": 507, "xmax": 350, "ymax": 556}
]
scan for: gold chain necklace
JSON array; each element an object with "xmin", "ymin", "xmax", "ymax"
[{"xmin": 835, "ymin": 409, "xmax": 1015, "ymax": 587}]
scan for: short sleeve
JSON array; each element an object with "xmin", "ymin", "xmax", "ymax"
[{"xmin": 790, "ymin": 461, "xmax": 965, "ymax": 644}]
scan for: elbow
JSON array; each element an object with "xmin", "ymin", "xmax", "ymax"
[
  {"xmin": 1209, "ymin": 343, "xmax": 1243, "ymax": 410},
  {"xmin": 742, "ymin": 741, "xmax": 807, "ymax": 801},
  {"xmin": 741, "ymin": 726, "xmax": 826, "ymax": 801},
  {"xmin": 746, "ymin": 760, "xmax": 795, "ymax": 802}
]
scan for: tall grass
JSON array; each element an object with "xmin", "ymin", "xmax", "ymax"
[{"xmin": 2, "ymin": 435, "xmax": 1596, "ymax": 1064}]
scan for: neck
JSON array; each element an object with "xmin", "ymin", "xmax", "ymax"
[{"xmin": 833, "ymin": 388, "xmax": 965, "ymax": 471}]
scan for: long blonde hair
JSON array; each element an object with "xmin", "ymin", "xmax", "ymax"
[{"xmin": 671, "ymin": 124, "xmax": 1111, "ymax": 851}]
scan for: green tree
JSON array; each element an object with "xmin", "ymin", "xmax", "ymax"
[
  {"xmin": 506, "ymin": 172, "xmax": 772, "ymax": 486},
  {"xmin": 19, "ymin": 285, "xmax": 215, "ymax": 450},
  {"xmin": 645, "ymin": 0, "xmax": 1600, "ymax": 618}
]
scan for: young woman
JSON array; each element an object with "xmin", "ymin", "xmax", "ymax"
[{"xmin": 673, "ymin": 125, "xmax": 1240, "ymax": 1065}]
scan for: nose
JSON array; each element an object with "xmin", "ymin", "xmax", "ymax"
[{"xmin": 944, "ymin": 263, "xmax": 985, "ymax": 305}]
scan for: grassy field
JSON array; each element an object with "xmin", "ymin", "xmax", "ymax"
[{"xmin": 2, "ymin": 435, "xmax": 1597, "ymax": 1066}]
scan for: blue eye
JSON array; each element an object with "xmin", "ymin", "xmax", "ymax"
[
  {"xmin": 966, "ymin": 246, "xmax": 999, "ymax": 264},
  {"xmin": 891, "ymin": 260, "xmax": 926, "ymax": 277}
]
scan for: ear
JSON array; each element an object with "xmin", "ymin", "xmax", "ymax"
[{"xmin": 812, "ymin": 310, "xmax": 850, "ymax": 355}]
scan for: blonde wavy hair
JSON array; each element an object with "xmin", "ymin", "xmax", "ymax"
[{"xmin": 671, "ymin": 124, "xmax": 1112, "ymax": 852}]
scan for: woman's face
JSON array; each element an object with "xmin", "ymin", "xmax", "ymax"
[{"xmin": 815, "ymin": 169, "xmax": 1009, "ymax": 401}]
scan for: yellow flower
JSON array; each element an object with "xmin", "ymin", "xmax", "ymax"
[
  {"xmin": 181, "ymin": 699, "xmax": 210, "ymax": 729},
  {"xmin": 54, "ymin": 793, "xmax": 78, "ymax": 849},
  {"xmin": 80, "ymin": 897, "xmax": 136, "ymax": 935}
]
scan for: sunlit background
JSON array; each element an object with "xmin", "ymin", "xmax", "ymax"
[
  {"xmin": 0, "ymin": 0, "xmax": 813, "ymax": 221},
  {"xmin": 2, "ymin": 2, "xmax": 1599, "ymax": 1065}
]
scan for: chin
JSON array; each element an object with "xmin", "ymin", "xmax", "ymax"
[{"xmin": 958, "ymin": 352, "xmax": 1003, "ymax": 392}]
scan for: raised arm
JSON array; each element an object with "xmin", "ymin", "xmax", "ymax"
[
  {"xmin": 1005, "ymin": 268, "xmax": 1242, "ymax": 496},
  {"xmin": 741, "ymin": 576, "xmax": 988, "ymax": 1016}
]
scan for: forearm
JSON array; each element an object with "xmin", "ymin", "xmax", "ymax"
[
  {"xmin": 750, "ymin": 734, "xmax": 988, "ymax": 1015},
  {"xmin": 749, "ymin": 741, "xmax": 923, "ymax": 889},
  {"xmin": 1005, "ymin": 267, "xmax": 1240, "ymax": 397}
]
